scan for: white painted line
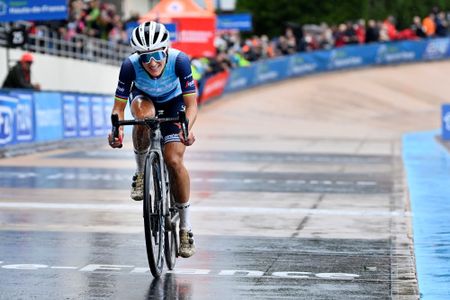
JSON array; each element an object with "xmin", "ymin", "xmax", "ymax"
[
  {"xmin": 0, "ymin": 202, "xmax": 411, "ymax": 217},
  {"xmin": 206, "ymin": 178, "xmax": 227, "ymax": 183},
  {"xmin": 51, "ymin": 266, "xmax": 79, "ymax": 269},
  {"xmin": 356, "ymin": 181, "xmax": 377, "ymax": 186}
]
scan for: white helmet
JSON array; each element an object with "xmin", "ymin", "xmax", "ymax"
[{"xmin": 130, "ymin": 21, "xmax": 170, "ymax": 52}]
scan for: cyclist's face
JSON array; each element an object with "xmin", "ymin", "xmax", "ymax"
[{"xmin": 141, "ymin": 49, "xmax": 167, "ymax": 77}]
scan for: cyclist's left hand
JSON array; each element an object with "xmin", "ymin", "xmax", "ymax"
[{"xmin": 179, "ymin": 130, "xmax": 195, "ymax": 146}]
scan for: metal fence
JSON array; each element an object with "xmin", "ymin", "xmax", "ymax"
[{"xmin": 0, "ymin": 25, "xmax": 131, "ymax": 66}]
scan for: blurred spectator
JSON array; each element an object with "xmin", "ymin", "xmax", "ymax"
[
  {"xmin": 435, "ymin": 11, "xmax": 448, "ymax": 37},
  {"xmin": 2, "ymin": 53, "xmax": 41, "ymax": 90},
  {"xmin": 365, "ymin": 19, "xmax": 380, "ymax": 43},
  {"xmin": 383, "ymin": 15, "xmax": 399, "ymax": 40},
  {"xmin": 412, "ymin": 16, "xmax": 427, "ymax": 38},
  {"xmin": 422, "ymin": 12, "xmax": 436, "ymax": 37}
]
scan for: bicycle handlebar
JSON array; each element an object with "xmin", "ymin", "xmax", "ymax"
[{"xmin": 111, "ymin": 111, "xmax": 189, "ymax": 142}]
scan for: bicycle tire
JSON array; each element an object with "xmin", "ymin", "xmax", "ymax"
[
  {"xmin": 143, "ymin": 152, "xmax": 165, "ymax": 277},
  {"xmin": 164, "ymin": 176, "xmax": 178, "ymax": 270}
]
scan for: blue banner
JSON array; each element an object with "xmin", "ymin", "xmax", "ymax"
[
  {"xmin": 0, "ymin": 93, "xmax": 17, "ymax": 147},
  {"xmin": 62, "ymin": 94, "xmax": 78, "ymax": 138},
  {"xmin": 34, "ymin": 92, "xmax": 63, "ymax": 142},
  {"xmin": 103, "ymin": 96, "xmax": 113, "ymax": 135},
  {"xmin": 252, "ymin": 57, "xmax": 290, "ymax": 85},
  {"xmin": 0, "ymin": 0, "xmax": 68, "ymax": 22},
  {"xmin": 375, "ymin": 41, "xmax": 423, "ymax": 65},
  {"xmin": 217, "ymin": 14, "xmax": 252, "ymax": 31},
  {"xmin": 77, "ymin": 95, "xmax": 92, "ymax": 137},
  {"xmin": 225, "ymin": 65, "xmax": 256, "ymax": 93},
  {"xmin": 164, "ymin": 23, "xmax": 178, "ymax": 42},
  {"xmin": 288, "ymin": 52, "xmax": 323, "ymax": 77},
  {"xmin": 9, "ymin": 91, "xmax": 34, "ymax": 143},
  {"xmin": 442, "ymin": 104, "xmax": 450, "ymax": 141},
  {"xmin": 327, "ymin": 44, "xmax": 378, "ymax": 70},
  {"xmin": 91, "ymin": 96, "xmax": 105, "ymax": 136},
  {"xmin": 422, "ymin": 38, "xmax": 450, "ymax": 61}
]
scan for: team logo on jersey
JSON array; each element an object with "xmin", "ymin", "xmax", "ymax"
[{"xmin": 185, "ymin": 79, "xmax": 195, "ymax": 88}]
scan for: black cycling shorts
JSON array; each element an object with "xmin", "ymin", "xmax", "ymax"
[{"xmin": 129, "ymin": 88, "xmax": 185, "ymax": 144}]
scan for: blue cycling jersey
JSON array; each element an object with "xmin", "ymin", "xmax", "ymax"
[{"xmin": 114, "ymin": 48, "xmax": 196, "ymax": 103}]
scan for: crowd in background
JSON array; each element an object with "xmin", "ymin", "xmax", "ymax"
[
  {"xmin": 207, "ymin": 8, "xmax": 450, "ymax": 77},
  {"xmin": 2, "ymin": 1, "xmax": 450, "ymax": 80}
]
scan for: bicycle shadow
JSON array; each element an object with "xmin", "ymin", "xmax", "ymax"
[{"xmin": 146, "ymin": 273, "xmax": 192, "ymax": 299}]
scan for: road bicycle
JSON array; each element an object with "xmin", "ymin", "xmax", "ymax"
[{"xmin": 111, "ymin": 110, "xmax": 189, "ymax": 278}]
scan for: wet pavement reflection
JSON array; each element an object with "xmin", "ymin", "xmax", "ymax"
[{"xmin": 0, "ymin": 138, "xmax": 415, "ymax": 299}]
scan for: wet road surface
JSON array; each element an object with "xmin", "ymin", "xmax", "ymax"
[
  {"xmin": 7, "ymin": 61, "xmax": 446, "ymax": 299},
  {"xmin": 0, "ymin": 135, "xmax": 417, "ymax": 299}
]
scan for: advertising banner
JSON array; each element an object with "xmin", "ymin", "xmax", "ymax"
[
  {"xmin": 327, "ymin": 44, "xmax": 378, "ymax": 70},
  {"xmin": 252, "ymin": 57, "xmax": 290, "ymax": 85},
  {"xmin": 199, "ymin": 71, "xmax": 229, "ymax": 104},
  {"xmin": 103, "ymin": 96, "xmax": 114, "ymax": 135},
  {"xmin": 77, "ymin": 95, "xmax": 92, "ymax": 137},
  {"xmin": 224, "ymin": 65, "xmax": 256, "ymax": 93},
  {"xmin": 375, "ymin": 41, "xmax": 422, "ymax": 65},
  {"xmin": 0, "ymin": 93, "xmax": 17, "ymax": 147},
  {"xmin": 91, "ymin": 96, "xmax": 105, "ymax": 136},
  {"xmin": 33, "ymin": 92, "xmax": 63, "ymax": 142},
  {"xmin": 0, "ymin": 0, "xmax": 68, "ymax": 22},
  {"xmin": 9, "ymin": 91, "xmax": 34, "ymax": 143},
  {"xmin": 217, "ymin": 14, "xmax": 252, "ymax": 31},
  {"xmin": 164, "ymin": 23, "xmax": 178, "ymax": 42},
  {"xmin": 422, "ymin": 38, "xmax": 450, "ymax": 61},
  {"xmin": 172, "ymin": 17, "xmax": 216, "ymax": 57},
  {"xmin": 442, "ymin": 104, "xmax": 450, "ymax": 141},
  {"xmin": 288, "ymin": 52, "xmax": 322, "ymax": 77},
  {"xmin": 62, "ymin": 94, "xmax": 78, "ymax": 138}
]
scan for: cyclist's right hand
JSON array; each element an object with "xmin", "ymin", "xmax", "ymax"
[{"xmin": 108, "ymin": 127, "xmax": 123, "ymax": 148}]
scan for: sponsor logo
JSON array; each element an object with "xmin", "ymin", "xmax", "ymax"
[
  {"xmin": 423, "ymin": 39, "xmax": 450, "ymax": 60},
  {"xmin": 16, "ymin": 101, "xmax": 32, "ymax": 141},
  {"xmin": 0, "ymin": 1, "xmax": 7, "ymax": 16},
  {"xmin": 290, "ymin": 56, "xmax": 317, "ymax": 75},
  {"xmin": 256, "ymin": 63, "xmax": 278, "ymax": 82},
  {"xmin": 444, "ymin": 112, "xmax": 450, "ymax": 131},
  {"xmin": 328, "ymin": 50, "xmax": 363, "ymax": 69},
  {"xmin": 185, "ymin": 80, "xmax": 195, "ymax": 88},
  {"xmin": 376, "ymin": 45, "xmax": 415, "ymax": 63},
  {"xmin": 179, "ymin": 30, "xmax": 213, "ymax": 43},
  {"xmin": 203, "ymin": 78, "xmax": 227, "ymax": 95},
  {"xmin": 0, "ymin": 106, "xmax": 14, "ymax": 145},
  {"xmin": 8, "ymin": 5, "xmax": 66, "ymax": 15},
  {"xmin": 229, "ymin": 77, "xmax": 248, "ymax": 89}
]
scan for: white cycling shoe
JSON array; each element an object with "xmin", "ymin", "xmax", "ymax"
[
  {"xmin": 179, "ymin": 229, "xmax": 196, "ymax": 258},
  {"xmin": 131, "ymin": 172, "xmax": 144, "ymax": 201}
]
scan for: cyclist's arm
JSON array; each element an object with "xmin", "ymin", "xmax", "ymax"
[
  {"xmin": 175, "ymin": 52, "xmax": 198, "ymax": 130},
  {"xmin": 109, "ymin": 58, "xmax": 135, "ymax": 147},
  {"xmin": 183, "ymin": 93, "xmax": 197, "ymax": 131},
  {"xmin": 112, "ymin": 58, "xmax": 135, "ymax": 119}
]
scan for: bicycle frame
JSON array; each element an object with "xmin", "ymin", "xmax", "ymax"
[{"xmin": 112, "ymin": 112, "xmax": 187, "ymax": 222}]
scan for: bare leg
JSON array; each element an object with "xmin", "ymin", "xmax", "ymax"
[
  {"xmin": 164, "ymin": 142, "xmax": 190, "ymax": 204},
  {"xmin": 131, "ymin": 98, "xmax": 155, "ymax": 171}
]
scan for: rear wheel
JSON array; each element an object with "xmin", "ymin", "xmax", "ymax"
[{"xmin": 143, "ymin": 152, "xmax": 165, "ymax": 277}]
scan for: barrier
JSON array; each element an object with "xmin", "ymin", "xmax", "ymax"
[
  {"xmin": 442, "ymin": 104, "xmax": 450, "ymax": 141},
  {"xmin": 0, "ymin": 90, "xmax": 113, "ymax": 148},
  {"xmin": 1, "ymin": 38, "xmax": 450, "ymax": 149}
]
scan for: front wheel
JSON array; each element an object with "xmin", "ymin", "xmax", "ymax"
[
  {"xmin": 143, "ymin": 152, "xmax": 165, "ymax": 278},
  {"xmin": 165, "ymin": 179, "xmax": 179, "ymax": 270}
]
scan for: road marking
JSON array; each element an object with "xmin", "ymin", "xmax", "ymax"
[
  {"xmin": 0, "ymin": 202, "xmax": 410, "ymax": 217},
  {"xmin": 0, "ymin": 262, "xmax": 360, "ymax": 280},
  {"xmin": 0, "ymin": 171, "xmax": 379, "ymax": 187}
]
